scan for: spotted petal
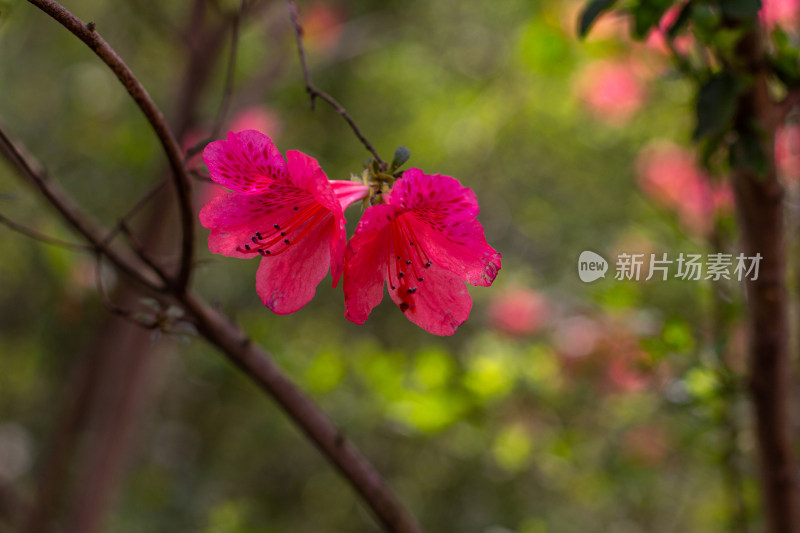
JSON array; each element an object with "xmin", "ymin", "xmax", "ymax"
[
  {"xmin": 387, "ymin": 260, "xmax": 471, "ymax": 336},
  {"xmin": 391, "ymin": 169, "xmax": 501, "ymax": 286},
  {"xmin": 203, "ymin": 130, "xmax": 287, "ymax": 193},
  {"xmin": 256, "ymin": 218, "xmax": 334, "ymax": 314}
]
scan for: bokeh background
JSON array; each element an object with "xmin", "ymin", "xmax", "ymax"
[{"xmin": 2, "ymin": 0, "xmax": 797, "ymax": 531}]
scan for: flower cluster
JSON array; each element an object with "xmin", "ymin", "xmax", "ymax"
[{"xmin": 199, "ymin": 130, "xmax": 501, "ymax": 335}]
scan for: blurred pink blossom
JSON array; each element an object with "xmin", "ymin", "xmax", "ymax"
[
  {"xmin": 776, "ymin": 123, "xmax": 800, "ymax": 185},
  {"xmin": 575, "ymin": 60, "xmax": 647, "ymax": 125},
  {"xmin": 302, "ymin": 2, "xmax": 345, "ymax": 52},
  {"xmin": 636, "ymin": 142, "xmax": 732, "ymax": 235},
  {"xmin": 553, "ymin": 316, "xmax": 602, "ymax": 359},
  {"xmin": 599, "ymin": 322, "xmax": 656, "ymax": 393},
  {"xmin": 228, "ymin": 107, "xmax": 283, "ymax": 139},
  {"xmin": 487, "ymin": 287, "xmax": 548, "ymax": 337},
  {"xmin": 645, "ymin": 3, "xmax": 694, "ymax": 56},
  {"xmin": 761, "ymin": 0, "xmax": 800, "ymax": 31},
  {"xmin": 606, "ymin": 350, "xmax": 651, "ymax": 392}
]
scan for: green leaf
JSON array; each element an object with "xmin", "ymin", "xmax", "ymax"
[
  {"xmin": 693, "ymin": 73, "xmax": 749, "ymax": 140},
  {"xmin": 771, "ymin": 27, "xmax": 800, "ymax": 85},
  {"xmin": 632, "ymin": 0, "xmax": 673, "ymax": 40},
  {"xmin": 391, "ymin": 146, "xmax": 411, "ymax": 170},
  {"xmin": 709, "ymin": 27, "xmax": 747, "ymax": 56},
  {"xmin": 719, "ymin": 0, "xmax": 762, "ymax": 19},
  {"xmin": 577, "ymin": 0, "xmax": 617, "ymax": 38},
  {"xmin": 690, "ymin": 4, "xmax": 721, "ymax": 40}
]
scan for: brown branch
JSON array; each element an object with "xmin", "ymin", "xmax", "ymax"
[
  {"xmin": 0, "ymin": 211, "xmax": 93, "ymax": 252},
  {"xmin": 286, "ymin": 0, "xmax": 386, "ymax": 169},
  {"xmin": 0, "ymin": 482, "xmax": 28, "ymax": 530},
  {"xmin": 179, "ymin": 290, "xmax": 424, "ymax": 533},
  {"xmin": 118, "ymin": 222, "xmax": 172, "ymax": 285},
  {"xmin": 732, "ymin": 29, "xmax": 800, "ymax": 533},
  {"xmin": 778, "ymin": 88, "xmax": 800, "ymax": 122},
  {"xmin": 27, "ymin": 0, "xmax": 196, "ymax": 292},
  {"xmin": 102, "ymin": 179, "xmax": 168, "ymax": 245},
  {"xmin": 0, "ymin": 126, "xmax": 163, "ymax": 291},
  {"xmin": 1, "ymin": 123, "xmax": 423, "ymax": 533},
  {"xmin": 94, "ymin": 253, "xmax": 136, "ymax": 322}
]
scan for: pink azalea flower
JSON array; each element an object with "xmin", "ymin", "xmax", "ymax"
[
  {"xmin": 343, "ymin": 169, "xmax": 501, "ymax": 335},
  {"xmin": 200, "ymin": 130, "xmax": 368, "ymax": 314}
]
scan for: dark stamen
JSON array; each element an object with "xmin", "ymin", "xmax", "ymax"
[
  {"xmin": 280, "ymin": 232, "xmax": 286, "ymax": 236},
  {"xmin": 418, "ymin": 277, "xmax": 424, "ymax": 281},
  {"xmin": 425, "ymin": 261, "xmax": 432, "ymax": 268},
  {"xmin": 407, "ymin": 287, "xmax": 417, "ymax": 294},
  {"xmin": 406, "ymin": 260, "xmax": 412, "ymax": 265},
  {"xmin": 274, "ymin": 224, "xmax": 280, "ymax": 230},
  {"xmin": 398, "ymin": 272, "xmax": 404, "ymax": 278},
  {"xmin": 284, "ymin": 239, "xmax": 290, "ymax": 245},
  {"xmin": 293, "ymin": 206, "xmax": 299, "ymax": 211},
  {"xmin": 244, "ymin": 244, "xmax": 250, "ymax": 250},
  {"xmin": 251, "ymin": 236, "xmax": 258, "ymax": 243}
]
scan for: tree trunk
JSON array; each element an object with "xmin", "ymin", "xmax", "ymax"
[{"xmin": 733, "ymin": 29, "xmax": 800, "ymax": 533}]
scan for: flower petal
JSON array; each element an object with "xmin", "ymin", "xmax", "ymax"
[
  {"xmin": 328, "ymin": 182, "xmax": 368, "ymax": 287},
  {"xmin": 199, "ymin": 185, "xmax": 318, "ymax": 258},
  {"xmin": 284, "ymin": 151, "xmax": 352, "ymax": 287},
  {"xmin": 255, "ymin": 218, "xmax": 333, "ymax": 314},
  {"xmin": 343, "ymin": 204, "xmax": 396, "ymax": 325},
  {"xmin": 412, "ymin": 214, "xmax": 501, "ymax": 286},
  {"xmin": 203, "ymin": 130, "xmax": 287, "ymax": 193},
  {"xmin": 387, "ymin": 262, "xmax": 472, "ymax": 336},
  {"xmin": 199, "ymin": 186, "xmax": 307, "ymax": 228},
  {"xmin": 286, "ymin": 150, "xmax": 339, "ymax": 212},
  {"xmin": 330, "ymin": 180, "xmax": 370, "ymax": 211},
  {"xmin": 391, "ymin": 169, "xmax": 501, "ymax": 286}
]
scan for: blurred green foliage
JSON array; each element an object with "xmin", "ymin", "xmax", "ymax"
[{"xmin": 0, "ymin": 0, "xmax": 762, "ymax": 532}]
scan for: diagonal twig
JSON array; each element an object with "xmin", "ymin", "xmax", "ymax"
[
  {"xmin": 0, "ymin": 211, "xmax": 94, "ymax": 252},
  {"xmin": 0, "ymin": 126, "xmax": 164, "ymax": 291},
  {"xmin": 286, "ymin": 0, "xmax": 386, "ymax": 169},
  {"xmin": 102, "ymin": 179, "xmax": 168, "ymax": 246}
]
